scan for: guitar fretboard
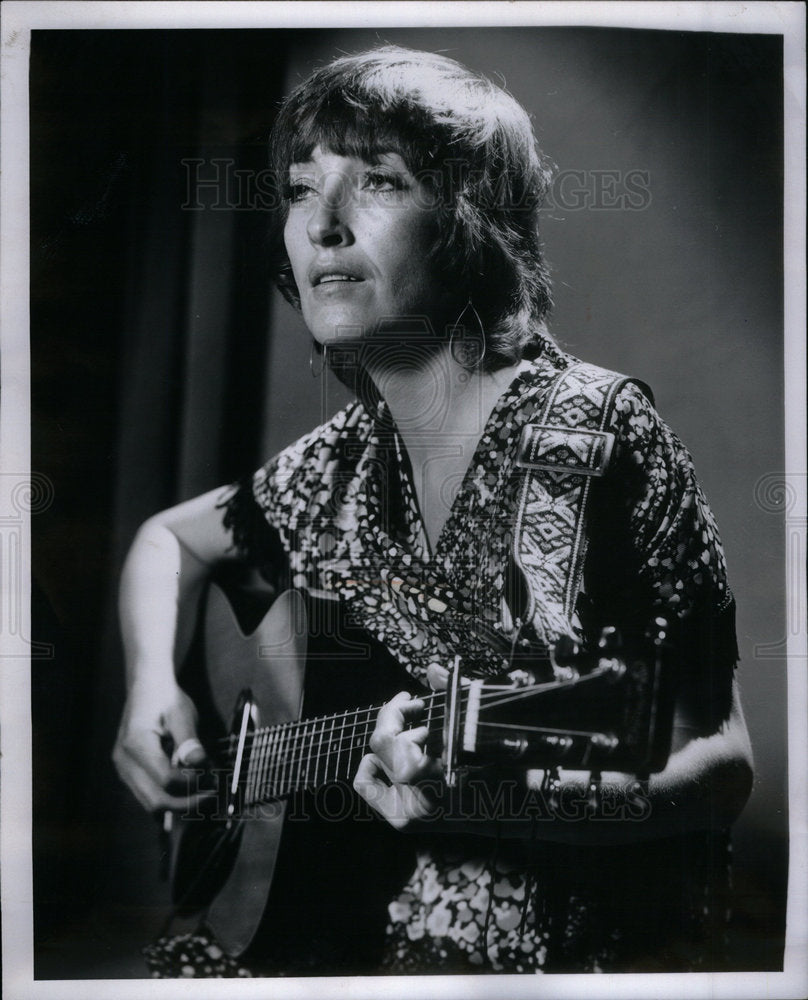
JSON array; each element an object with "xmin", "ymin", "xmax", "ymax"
[{"xmin": 231, "ymin": 691, "xmax": 444, "ymax": 805}]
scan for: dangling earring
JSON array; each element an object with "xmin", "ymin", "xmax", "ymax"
[
  {"xmin": 310, "ymin": 341, "xmax": 327, "ymax": 378},
  {"xmin": 449, "ymin": 298, "xmax": 486, "ymax": 370}
]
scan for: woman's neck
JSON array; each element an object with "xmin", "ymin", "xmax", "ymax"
[
  {"xmin": 360, "ymin": 342, "xmax": 527, "ymax": 553},
  {"xmin": 363, "ymin": 342, "xmax": 527, "ymax": 450}
]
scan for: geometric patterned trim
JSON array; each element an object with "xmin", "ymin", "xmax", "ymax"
[
  {"xmin": 512, "ymin": 362, "xmax": 632, "ymax": 645},
  {"xmin": 515, "ymin": 425, "xmax": 615, "ymax": 477}
]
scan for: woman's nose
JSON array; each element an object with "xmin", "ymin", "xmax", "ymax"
[{"xmin": 306, "ymin": 180, "xmax": 352, "ymax": 247}]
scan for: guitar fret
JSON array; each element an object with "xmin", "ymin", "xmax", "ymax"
[
  {"xmin": 325, "ymin": 714, "xmax": 334, "ymax": 784},
  {"xmin": 268, "ymin": 723, "xmax": 282, "ymax": 799},
  {"xmin": 295, "ymin": 719, "xmax": 309, "ymax": 791},
  {"xmin": 287, "ymin": 723, "xmax": 300, "ymax": 792},
  {"xmin": 259, "ymin": 730, "xmax": 269, "ymax": 799},
  {"xmin": 314, "ymin": 717, "xmax": 323, "ymax": 788},
  {"xmin": 257, "ymin": 727, "xmax": 270, "ymax": 803},
  {"xmin": 302, "ymin": 718, "xmax": 313, "ymax": 790},
  {"xmin": 235, "ymin": 690, "xmax": 447, "ymax": 808},
  {"xmin": 290, "ymin": 720, "xmax": 302, "ymax": 794},
  {"xmin": 331, "ymin": 713, "xmax": 341, "ymax": 782},
  {"xmin": 262, "ymin": 727, "xmax": 273, "ymax": 800},
  {"xmin": 348, "ymin": 708, "xmax": 358, "ymax": 779},
  {"xmin": 357, "ymin": 708, "xmax": 367, "ymax": 774},
  {"xmin": 357, "ymin": 707, "xmax": 371, "ymax": 774},
  {"xmin": 305, "ymin": 718, "xmax": 315, "ymax": 790},
  {"xmin": 245, "ymin": 731, "xmax": 257, "ymax": 806},
  {"xmin": 297, "ymin": 719, "xmax": 309, "ymax": 792},
  {"xmin": 313, "ymin": 716, "xmax": 324, "ymax": 788},
  {"xmin": 278, "ymin": 722, "xmax": 292, "ymax": 798},
  {"xmin": 249, "ymin": 728, "xmax": 262, "ymax": 805},
  {"xmin": 360, "ymin": 708, "xmax": 370, "ymax": 763},
  {"xmin": 254, "ymin": 726, "xmax": 267, "ymax": 802},
  {"xmin": 234, "ymin": 682, "xmax": 484, "ymax": 805}
]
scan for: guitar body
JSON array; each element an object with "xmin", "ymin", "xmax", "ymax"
[
  {"xmin": 171, "ymin": 585, "xmax": 421, "ymax": 970},
  {"xmin": 170, "ymin": 586, "xmax": 306, "ymax": 957},
  {"xmin": 169, "ymin": 585, "xmax": 675, "ymax": 972}
]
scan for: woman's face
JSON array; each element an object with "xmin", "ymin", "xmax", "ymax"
[{"xmin": 283, "ymin": 145, "xmax": 449, "ymax": 346}]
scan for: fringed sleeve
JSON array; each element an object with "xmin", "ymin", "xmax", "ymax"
[
  {"xmin": 585, "ymin": 382, "xmax": 739, "ymax": 728},
  {"xmin": 218, "ymin": 474, "xmax": 289, "ymax": 591}
]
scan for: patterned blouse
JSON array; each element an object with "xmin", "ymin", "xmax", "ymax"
[{"xmin": 146, "ymin": 344, "xmax": 739, "ymax": 976}]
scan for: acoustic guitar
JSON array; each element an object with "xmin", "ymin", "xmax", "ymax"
[{"xmin": 164, "ymin": 584, "xmax": 675, "ymax": 962}]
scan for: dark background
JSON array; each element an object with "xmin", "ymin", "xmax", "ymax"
[{"xmin": 30, "ymin": 27, "xmax": 786, "ymax": 976}]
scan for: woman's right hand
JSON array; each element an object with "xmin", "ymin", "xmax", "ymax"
[
  {"xmin": 115, "ymin": 487, "xmax": 240, "ymax": 813},
  {"xmin": 113, "ymin": 678, "xmax": 212, "ymax": 814}
]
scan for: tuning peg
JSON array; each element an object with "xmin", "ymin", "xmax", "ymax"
[
  {"xmin": 545, "ymin": 767, "xmax": 561, "ymax": 813},
  {"xmin": 596, "ymin": 626, "xmax": 626, "ymax": 680},
  {"xmin": 597, "ymin": 625, "xmax": 622, "ymax": 653},
  {"xmin": 550, "ymin": 634, "xmax": 581, "ymax": 681},
  {"xmin": 551, "ymin": 633, "xmax": 581, "ymax": 666},
  {"xmin": 645, "ymin": 616, "xmax": 670, "ymax": 645},
  {"xmin": 587, "ymin": 771, "xmax": 602, "ymax": 815}
]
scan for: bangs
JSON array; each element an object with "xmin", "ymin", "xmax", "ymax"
[{"xmin": 272, "ymin": 95, "xmax": 441, "ymax": 178}]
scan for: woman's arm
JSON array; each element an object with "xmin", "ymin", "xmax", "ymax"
[
  {"xmin": 112, "ymin": 486, "xmax": 239, "ymax": 813},
  {"xmin": 353, "ymin": 671, "xmax": 753, "ymax": 844}
]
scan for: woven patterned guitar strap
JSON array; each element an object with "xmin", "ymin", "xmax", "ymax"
[{"xmin": 512, "ymin": 361, "xmax": 650, "ymax": 647}]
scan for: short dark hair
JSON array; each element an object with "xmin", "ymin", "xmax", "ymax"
[{"xmin": 269, "ymin": 45, "xmax": 555, "ymax": 370}]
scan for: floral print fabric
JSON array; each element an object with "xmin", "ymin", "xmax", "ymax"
[{"xmin": 224, "ymin": 347, "xmax": 738, "ymax": 973}]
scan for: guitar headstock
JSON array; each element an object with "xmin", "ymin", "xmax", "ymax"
[{"xmin": 441, "ymin": 617, "xmax": 676, "ymax": 784}]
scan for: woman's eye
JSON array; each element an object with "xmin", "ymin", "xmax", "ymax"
[
  {"xmin": 285, "ymin": 181, "xmax": 316, "ymax": 203},
  {"xmin": 362, "ymin": 171, "xmax": 404, "ymax": 193}
]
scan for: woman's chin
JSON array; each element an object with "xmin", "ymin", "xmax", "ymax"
[
  {"xmin": 310, "ymin": 326, "xmax": 368, "ymax": 349},
  {"xmin": 304, "ymin": 308, "xmax": 372, "ymax": 347}
]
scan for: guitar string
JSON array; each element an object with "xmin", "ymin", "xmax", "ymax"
[
  {"xmin": 221, "ymin": 609, "xmax": 617, "ymax": 761},
  {"xmin": 199, "ymin": 692, "xmax": 621, "ymax": 808},
  {"xmin": 244, "ymin": 714, "xmax": 606, "ymax": 792},
  {"xmin": 469, "ymin": 666, "xmax": 616, "ymax": 713},
  {"xmin": 190, "ymin": 680, "xmax": 617, "ymax": 803},
  {"xmin": 203, "ymin": 587, "xmax": 553, "ymax": 761},
  {"xmin": 210, "ymin": 690, "xmax": 443, "ymax": 751},
  {"xmin": 209, "ymin": 681, "xmax": 546, "ymax": 755},
  {"xmin": 222, "ymin": 720, "xmax": 611, "ymax": 806},
  {"xmin": 476, "ymin": 720, "xmax": 603, "ymax": 738},
  {"xmin": 207, "ymin": 681, "xmax": 591, "ymax": 789}
]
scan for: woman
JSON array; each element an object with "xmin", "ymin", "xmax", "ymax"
[{"xmin": 113, "ymin": 46, "xmax": 753, "ymax": 975}]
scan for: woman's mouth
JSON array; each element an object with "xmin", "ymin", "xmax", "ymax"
[{"xmin": 316, "ymin": 274, "xmax": 363, "ymax": 285}]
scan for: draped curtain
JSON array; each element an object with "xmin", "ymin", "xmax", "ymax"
[{"xmin": 31, "ymin": 31, "xmax": 287, "ymax": 967}]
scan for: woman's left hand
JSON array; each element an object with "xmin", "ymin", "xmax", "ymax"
[{"xmin": 353, "ymin": 691, "xmax": 445, "ymax": 830}]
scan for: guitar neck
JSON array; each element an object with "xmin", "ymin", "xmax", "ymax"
[{"xmin": 239, "ymin": 691, "xmax": 444, "ymax": 805}]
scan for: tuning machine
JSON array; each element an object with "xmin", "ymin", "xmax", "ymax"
[
  {"xmin": 549, "ymin": 633, "xmax": 582, "ymax": 682},
  {"xmin": 596, "ymin": 625, "xmax": 627, "ymax": 681}
]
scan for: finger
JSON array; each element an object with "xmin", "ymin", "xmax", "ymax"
[
  {"xmin": 354, "ymin": 754, "xmax": 439, "ymax": 829},
  {"xmin": 120, "ymin": 726, "xmax": 209, "ymax": 802},
  {"xmin": 163, "ymin": 702, "xmax": 207, "ymax": 765},
  {"xmin": 407, "ymin": 724, "xmax": 430, "ymax": 747},
  {"xmin": 379, "ymin": 690, "xmax": 422, "ymax": 724},
  {"xmin": 115, "ymin": 746, "xmax": 214, "ymax": 813},
  {"xmin": 170, "ymin": 737, "xmax": 206, "ymax": 768},
  {"xmin": 354, "ymin": 753, "xmax": 392, "ymax": 801},
  {"xmin": 373, "ymin": 693, "xmax": 425, "ymax": 745},
  {"xmin": 426, "ymin": 663, "xmax": 449, "ymax": 691},
  {"xmin": 389, "ymin": 739, "xmax": 443, "ymax": 784},
  {"xmin": 354, "ymin": 754, "xmax": 406, "ymax": 824},
  {"xmin": 117, "ymin": 726, "xmax": 175, "ymax": 789}
]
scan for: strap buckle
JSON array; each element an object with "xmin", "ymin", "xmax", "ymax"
[{"xmin": 515, "ymin": 424, "xmax": 615, "ymax": 477}]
